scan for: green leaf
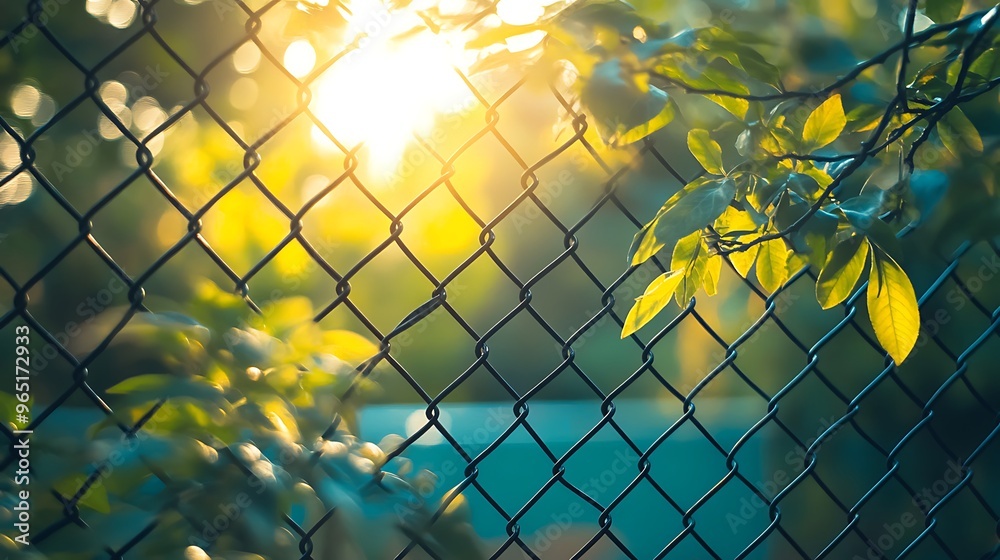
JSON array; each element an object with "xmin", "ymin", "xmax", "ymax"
[
  {"xmin": 847, "ymin": 103, "xmax": 886, "ymax": 133},
  {"xmin": 106, "ymin": 374, "xmax": 227, "ymax": 408},
  {"xmin": 802, "ymin": 94, "xmax": 846, "ymax": 151},
  {"xmin": 714, "ymin": 206, "xmax": 759, "ymax": 278},
  {"xmin": 729, "ymin": 246, "xmax": 759, "ymax": 279},
  {"xmin": 938, "ymin": 107, "xmax": 983, "ymax": 156},
  {"xmin": 582, "ymin": 59, "xmax": 676, "ymax": 147},
  {"xmin": 761, "ymin": 124, "xmax": 798, "ymax": 156},
  {"xmin": 621, "ymin": 269, "xmax": 686, "ymax": 338},
  {"xmin": 748, "ymin": 175, "xmax": 782, "ymax": 212},
  {"xmin": 867, "ymin": 247, "xmax": 920, "ymax": 364},
  {"xmin": 687, "ymin": 129, "xmax": 725, "ymax": 175},
  {"xmin": 782, "ymin": 172, "xmax": 823, "ymax": 203},
  {"xmin": 797, "ymin": 163, "xmax": 834, "ymax": 190},
  {"xmin": 616, "ymin": 97, "xmax": 677, "ymax": 146},
  {"xmin": 707, "ymin": 94, "xmax": 750, "ymax": 120},
  {"xmin": 629, "ymin": 177, "xmax": 736, "ymax": 265},
  {"xmin": 671, "ymin": 231, "xmax": 708, "ymax": 304},
  {"xmin": 969, "ymin": 47, "xmax": 999, "ymax": 83},
  {"xmin": 703, "ymin": 253, "xmax": 723, "ymax": 296},
  {"xmin": 756, "ymin": 238, "xmax": 790, "ymax": 292},
  {"xmin": 54, "ymin": 477, "xmax": 110, "ymax": 514},
  {"xmin": 816, "ymin": 235, "xmax": 869, "ymax": 309},
  {"xmin": 837, "ymin": 192, "xmax": 903, "ymax": 261},
  {"xmin": 925, "ymin": 0, "xmax": 963, "ymax": 23},
  {"xmin": 737, "ymin": 49, "xmax": 782, "ymax": 86},
  {"xmin": 839, "ymin": 192, "xmax": 884, "ymax": 229}
]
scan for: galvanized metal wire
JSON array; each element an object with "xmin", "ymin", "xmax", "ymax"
[{"xmin": 1, "ymin": 0, "xmax": 998, "ymax": 558}]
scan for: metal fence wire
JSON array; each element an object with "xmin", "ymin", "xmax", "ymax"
[{"xmin": 1, "ymin": 0, "xmax": 999, "ymax": 558}]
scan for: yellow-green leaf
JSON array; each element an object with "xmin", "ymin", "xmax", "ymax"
[
  {"xmin": 707, "ymin": 94, "xmax": 749, "ymax": 120},
  {"xmin": 938, "ymin": 107, "xmax": 983, "ymax": 156},
  {"xmin": 925, "ymin": 0, "xmax": 963, "ymax": 23},
  {"xmin": 687, "ymin": 129, "xmax": 725, "ymax": 175},
  {"xmin": 703, "ymin": 253, "xmax": 723, "ymax": 296},
  {"xmin": 714, "ymin": 207, "xmax": 759, "ymax": 277},
  {"xmin": 756, "ymin": 238, "xmax": 790, "ymax": 292},
  {"xmin": 621, "ymin": 269, "xmax": 686, "ymax": 338},
  {"xmin": 629, "ymin": 177, "xmax": 736, "ymax": 265},
  {"xmin": 615, "ymin": 98, "xmax": 677, "ymax": 146},
  {"xmin": 797, "ymin": 162, "xmax": 834, "ymax": 189},
  {"xmin": 323, "ymin": 329, "xmax": 379, "ymax": 365},
  {"xmin": 816, "ymin": 235, "xmax": 869, "ymax": 309},
  {"xmin": 867, "ymin": 248, "xmax": 920, "ymax": 364},
  {"xmin": 802, "ymin": 94, "xmax": 846, "ymax": 151},
  {"xmin": 671, "ymin": 231, "xmax": 706, "ymax": 305},
  {"xmin": 582, "ymin": 60, "xmax": 677, "ymax": 147},
  {"xmin": 54, "ymin": 477, "xmax": 110, "ymax": 513},
  {"xmin": 729, "ymin": 247, "xmax": 759, "ymax": 278}
]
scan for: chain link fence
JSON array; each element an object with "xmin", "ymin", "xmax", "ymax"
[{"xmin": 1, "ymin": 0, "xmax": 999, "ymax": 558}]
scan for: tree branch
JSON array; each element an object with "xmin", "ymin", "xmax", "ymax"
[{"xmin": 650, "ymin": 9, "xmax": 993, "ymax": 102}]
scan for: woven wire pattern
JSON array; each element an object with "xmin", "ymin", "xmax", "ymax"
[{"xmin": 1, "ymin": 0, "xmax": 999, "ymax": 558}]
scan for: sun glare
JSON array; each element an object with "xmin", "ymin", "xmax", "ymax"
[
  {"xmin": 296, "ymin": 0, "xmax": 477, "ymax": 174},
  {"xmin": 286, "ymin": 0, "xmax": 557, "ymax": 176}
]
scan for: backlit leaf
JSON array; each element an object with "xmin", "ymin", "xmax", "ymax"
[
  {"xmin": 54, "ymin": 477, "xmax": 110, "ymax": 514},
  {"xmin": 802, "ymin": 94, "xmax": 846, "ymax": 151},
  {"xmin": 707, "ymin": 94, "xmax": 750, "ymax": 120},
  {"xmin": 925, "ymin": 0, "xmax": 963, "ymax": 23},
  {"xmin": 756, "ymin": 238, "xmax": 790, "ymax": 292},
  {"xmin": 867, "ymin": 248, "xmax": 920, "ymax": 364},
  {"xmin": 671, "ymin": 231, "xmax": 707, "ymax": 304},
  {"xmin": 703, "ymin": 253, "xmax": 723, "ymax": 296},
  {"xmin": 621, "ymin": 269, "xmax": 686, "ymax": 338},
  {"xmin": 582, "ymin": 59, "xmax": 676, "ymax": 147},
  {"xmin": 106, "ymin": 374, "xmax": 227, "ymax": 409},
  {"xmin": 938, "ymin": 107, "xmax": 983, "ymax": 156},
  {"xmin": 816, "ymin": 235, "xmax": 869, "ymax": 309},
  {"xmin": 714, "ymin": 207, "xmax": 759, "ymax": 277},
  {"xmin": 629, "ymin": 177, "xmax": 736, "ymax": 265},
  {"xmin": 687, "ymin": 129, "xmax": 725, "ymax": 175}
]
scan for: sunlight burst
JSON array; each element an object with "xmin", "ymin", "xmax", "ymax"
[{"xmin": 287, "ymin": 0, "xmax": 477, "ymax": 174}]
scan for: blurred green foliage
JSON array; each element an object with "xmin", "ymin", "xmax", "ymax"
[{"xmin": 1, "ymin": 284, "xmax": 484, "ymax": 559}]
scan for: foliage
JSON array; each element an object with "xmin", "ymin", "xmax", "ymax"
[
  {"xmin": 0, "ymin": 284, "xmax": 483, "ymax": 559},
  {"xmin": 472, "ymin": 0, "xmax": 1000, "ymax": 364}
]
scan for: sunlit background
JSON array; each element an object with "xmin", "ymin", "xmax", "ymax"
[
  {"xmin": 2, "ymin": 0, "xmax": 999, "ymax": 452},
  {"xmin": 3, "ymin": 0, "xmax": 1000, "ymax": 556}
]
